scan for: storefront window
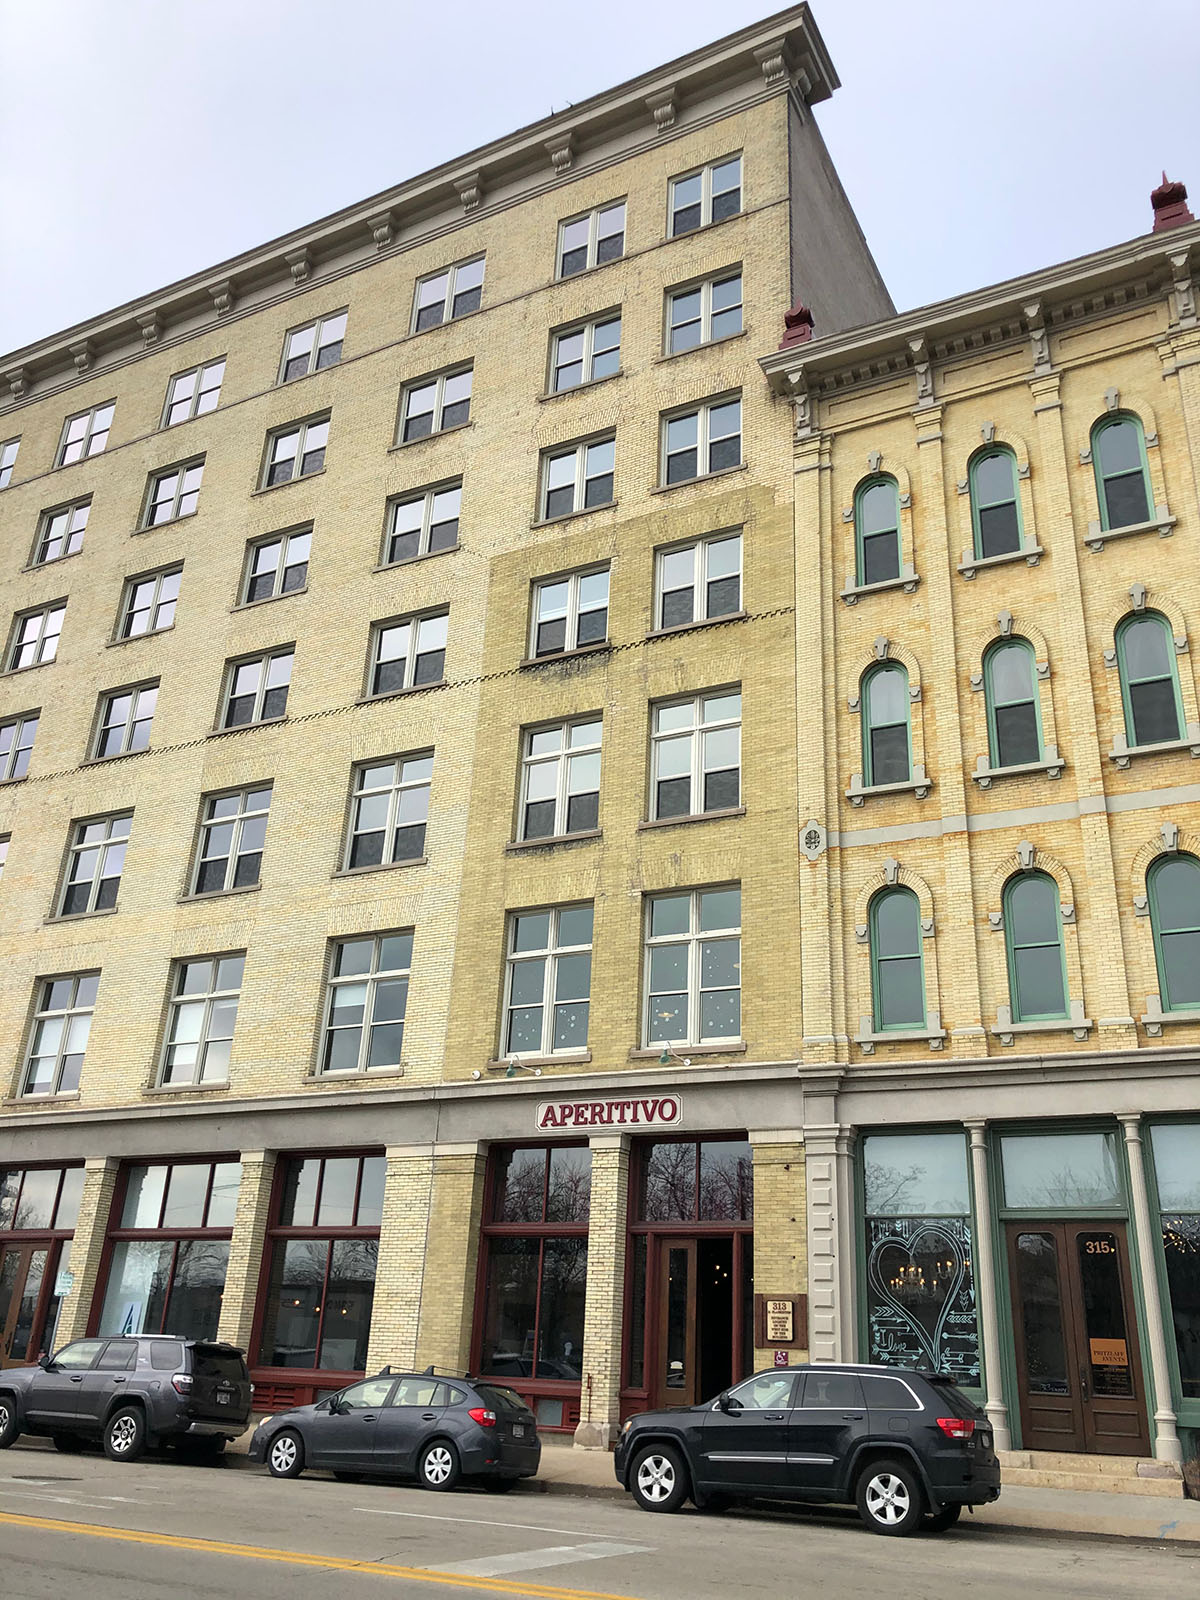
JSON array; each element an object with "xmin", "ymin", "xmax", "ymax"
[
  {"xmin": 638, "ymin": 1140, "xmax": 753, "ymax": 1221},
  {"xmin": 862, "ymin": 1132, "xmax": 979, "ymax": 1384},
  {"xmin": 1151, "ymin": 1124, "xmax": 1200, "ymax": 1400},
  {"xmin": 1001, "ymin": 1131, "xmax": 1122, "ymax": 1209},
  {"xmin": 0, "ymin": 1166, "xmax": 83, "ymax": 1233},
  {"xmin": 0, "ymin": 1165, "xmax": 83, "ymax": 1361}
]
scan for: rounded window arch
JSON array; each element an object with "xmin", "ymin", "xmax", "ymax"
[
  {"xmin": 1003, "ymin": 871, "xmax": 1068, "ymax": 1022},
  {"xmin": 1092, "ymin": 414, "xmax": 1151, "ymax": 531},
  {"xmin": 1148, "ymin": 853, "xmax": 1200, "ymax": 1012},
  {"xmin": 1115, "ymin": 612, "xmax": 1184, "ymax": 748},
  {"xmin": 869, "ymin": 886, "xmax": 925, "ymax": 1031},
  {"xmin": 855, "ymin": 476, "xmax": 901, "ymax": 587},
  {"xmin": 969, "ymin": 446, "xmax": 1022, "ymax": 559},
  {"xmin": 984, "ymin": 639, "xmax": 1043, "ymax": 769},
  {"xmin": 861, "ymin": 663, "xmax": 911, "ymax": 786}
]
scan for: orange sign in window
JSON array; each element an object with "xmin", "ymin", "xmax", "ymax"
[{"xmin": 1089, "ymin": 1337, "xmax": 1129, "ymax": 1368}]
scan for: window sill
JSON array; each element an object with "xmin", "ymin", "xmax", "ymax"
[
  {"xmin": 207, "ymin": 717, "xmax": 289, "ymax": 739},
  {"xmin": 389, "ymin": 421, "xmax": 474, "ymax": 453},
  {"xmin": 846, "ymin": 769, "xmax": 932, "ymax": 805},
  {"xmin": 483, "ymin": 1051, "xmax": 592, "ymax": 1070},
  {"xmin": 649, "ymin": 462, "xmax": 748, "ymax": 497},
  {"xmin": 506, "ymin": 829, "xmax": 601, "ymax": 853},
  {"xmin": 958, "ymin": 543, "xmax": 1044, "ymax": 578},
  {"xmin": 1084, "ymin": 507, "xmax": 1175, "ymax": 551},
  {"xmin": 1109, "ymin": 726, "xmax": 1200, "ymax": 768},
  {"xmin": 374, "ymin": 545, "xmax": 460, "ymax": 574},
  {"xmin": 44, "ymin": 906, "xmax": 120, "ymax": 926},
  {"xmin": 840, "ymin": 567, "xmax": 920, "ymax": 604},
  {"xmin": 143, "ymin": 1081, "xmax": 231, "ymax": 1097},
  {"xmin": 406, "ymin": 304, "xmax": 483, "ymax": 340},
  {"xmin": 972, "ymin": 751, "xmax": 1064, "ymax": 787},
  {"xmin": 357, "ymin": 682, "xmax": 446, "ymax": 707},
  {"xmin": 22, "ymin": 549, "xmax": 84, "ymax": 575},
  {"xmin": 303, "ymin": 1066, "xmax": 406, "ymax": 1085},
  {"xmin": 252, "ymin": 468, "xmax": 327, "ymax": 498},
  {"xmin": 1141, "ymin": 996, "xmax": 1200, "ymax": 1036},
  {"xmin": 107, "ymin": 625, "xmax": 175, "ymax": 648},
  {"xmin": 232, "ymin": 587, "xmax": 309, "ymax": 612},
  {"xmin": 333, "ymin": 857, "xmax": 428, "ymax": 878},
  {"xmin": 538, "ymin": 371, "xmax": 623, "ymax": 404},
  {"xmin": 645, "ymin": 611, "xmax": 747, "ymax": 642},
  {"xmin": 135, "ymin": 508, "xmax": 199, "ymax": 536},
  {"xmin": 531, "ymin": 500, "xmax": 617, "ymax": 530},
  {"xmin": 4, "ymin": 1091, "xmax": 82, "ymax": 1106},
  {"xmin": 81, "ymin": 749, "xmax": 150, "ymax": 766},
  {"xmin": 628, "ymin": 1041, "xmax": 747, "ymax": 1060},
  {"xmin": 638, "ymin": 806, "xmax": 745, "ymax": 831},
  {"xmin": 655, "ymin": 328, "xmax": 750, "ymax": 365},
  {"xmin": 992, "ymin": 1002, "xmax": 1091, "ymax": 1045},
  {"xmin": 1, "ymin": 660, "xmax": 57, "ymax": 679},
  {"xmin": 519, "ymin": 642, "xmax": 612, "ymax": 670},
  {"xmin": 855, "ymin": 1023, "xmax": 946, "ymax": 1053},
  {"xmin": 178, "ymin": 882, "xmax": 263, "ymax": 904}
]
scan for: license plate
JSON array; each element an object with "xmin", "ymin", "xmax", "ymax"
[
  {"xmin": 512, "ymin": 1423, "xmax": 526, "ymax": 1439},
  {"xmin": 216, "ymin": 1392, "xmax": 230, "ymax": 1405}
]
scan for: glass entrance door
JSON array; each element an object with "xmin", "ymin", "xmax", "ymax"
[
  {"xmin": 1007, "ymin": 1221, "xmax": 1150, "ymax": 1455},
  {"xmin": 0, "ymin": 1245, "xmax": 51, "ymax": 1367},
  {"xmin": 657, "ymin": 1241, "xmax": 697, "ymax": 1407}
]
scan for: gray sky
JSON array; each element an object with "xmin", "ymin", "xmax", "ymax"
[{"xmin": 1, "ymin": 0, "xmax": 1196, "ymax": 355}]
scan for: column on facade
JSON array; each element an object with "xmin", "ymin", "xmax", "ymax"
[
  {"xmin": 216, "ymin": 1150, "xmax": 275, "ymax": 1352},
  {"xmin": 364, "ymin": 1142, "xmax": 435, "ymax": 1373},
  {"xmin": 802, "ymin": 1109, "xmax": 843, "ymax": 1363},
  {"xmin": 834, "ymin": 1129, "xmax": 857, "ymax": 1357},
  {"xmin": 53, "ymin": 1156, "xmax": 120, "ymax": 1344},
  {"xmin": 1119, "ymin": 1114, "xmax": 1183, "ymax": 1464},
  {"xmin": 414, "ymin": 1143, "xmax": 487, "ymax": 1374},
  {"xmin": 748, "ymin": 1131, "xmax": 807, "ymax": 1366},
  {"xmin": 965, "ymin": 1122, "xmax": 1012, "ymax": 1452},
  {"xmin": 573, "ymin": 1132, "xmax": 628, "ymax": 1449}
]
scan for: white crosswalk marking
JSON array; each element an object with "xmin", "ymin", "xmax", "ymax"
[{"xmin": 423, "ymin": 1540, "xmax": 650, "ymax": 1578}]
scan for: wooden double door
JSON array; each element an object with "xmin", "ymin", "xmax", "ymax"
[
  {"xmin": 650, "ymin": 1233, "xmax": 752, "ymax": 1410},
  {"xmin": 1006, "ymin": 1220, "xmax": 1150, "ymax": 1456},
  {"xmin": 0, "ymin": 1241, "xmax": 64, "ymax": 1369}
]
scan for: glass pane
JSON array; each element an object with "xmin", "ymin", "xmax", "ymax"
[
  {"xmin": 546, "ymin": 1147, "xmax": 591, "ymax": 1223},
  {"xmin": 281, "ymin": 1158, "xmax": 320, "ymax": 1227},
  {"xmin": 319, "ymin": 1239, "xmax": 377, "ymax": 1370},
  {"xmin": 356, "ymin": 1158, "xmax": 386, "ymax": 1226},
  {"xmin": 537, "ymin": 1238, "xmax": 586, "ymax": 1378},
  {"xmin": 164, "ymin": 1239, "xmax": 229, "ymax": 1340},
  {"xmin": 1076, "ymin": 1232, "xmax": 1134, "ymax": 1396},
  {"xmin": 207, "ymin": 1163, "xmax": 241, "ymax": 1228},
  {"xmin": 699, "ymin": 887, "xmax": 739, "ymax": 932},
  {"xmin": 699, "ymin": 1141, "xmax": 752, "ymax": 1220},
  {"xmin": 995, "ymin": 702, "xmax": 1041, "ymax": 767},
  {"xmin": 1151, "ymin": 1125, "xmax": 1200, "ymax": 1211},
  {"xmin": 649, "ymin": 944, "xmax": 687, "ymax": 994},
  {"xmin": 13, "ymin": 1169, "xmax": 58, "ymax": 1230},
  {"xmin": 1123, "ymin": 617, "xmax": 1172, "ymax": 681},
  {"xmin": 1015, "ymin": 1232, "xmax": 1070, "ymax": 1395},
  {"xmin": 974, "ymin": 451, "xmax": 1016, "ymax": 505},
  {"xmin": 1162, "ymin": 1214, "xmax": 1200, "ymax": 1399},
  {"xmin": 640, "ymin": 1143, "xmax": 695, "ymax": 1221},
  {"xmin": 162, "ymin": 1164, "xmax": 209, "ymax": 1227},
  {"xmin": 865, "ymin": 1215, "xmax": 979, "ymax": 1383},
  {"xmin": 978, "ymin": 501, "xmax": 1021, "ymax": 557},
  {"xmin": 1096, "ymin": 419, "xmax": 1142, "ymax": 476},
  {"xmin": 874, "ymin": 890, "xmax": 919, "ymax": 957},
  {"xmin": 1130, "ymin": 680, "xmax": 1180, "ymax": 745},
  {"xmin": 260, "ymin": 1239, "xmax": 327, "ymax": 1367},
  {"xmin": 861, "ymin": 530, "xmax": 900, "ymax": 585},
  {"xmin": 877, "ymin": 956, "xmax": 924, "ymax": 1028},
  {"xmin": 513, "ymin": 912, "xmax": 550, "ymax": 954},
  {"xmin": 122, "ymin": 1165, "xmax": 167, "ymax": 1229},
  {"xmin": 481, "ymin": 1238, "xmax": 540, "ymax": 1377},
  {"xmin": 989, "ymin": 643, "xmax": 1033, "ymax": 705},
  {"xmin": 557, "ymin": 904, "xmax": 593, "ymax": 948},
  {"xmin": 55, "ymin": 1168, "xmax": 84, "ymax": 1229},
  {"xmin": 650, "ymin": 893, "xmax": 689, "ymax": 938},
  {"xmin": 1001, "ymin": 1132, "xmax": 1122, "ymax": 1207},
  {"xmin": 863, "ymin": 1133, "xmax": 970, "ymax": 1215},
  {"xmin": 859, "ymin": 481, "xmax": 897, "ymax": 535},
  {"xmin": 98, "ymin": 1239, "xmax": 174, "ymax": 1336},
  {"xmin": 700, "ymin": 937, "xmax": 739, "ymax": 988},
  {"xmin": 1013, "ymin": 944, "xmax": 1067, "ymax": 1019},
  {"xmin": 866, "ymin": 666, "xmax": 908, "ymax": 726},
  {"xmin": 1007, "ymin": 873, "xmax": 1061, "ymax": 946},
  {"xmin": 869, "ymin": 724, "xmax": 909, "ymax": 786},
  {"xmin": 1152, "ymin": 856, "xmax": 1200, "ymax": 934},
  {"xmin": 700, "ymin": 987, "xmax": 740, "ymax": 1038},
  {"xmin": 317, "ymin": 1158, "xmax": 359, "ymax": 1225},
  {"xmin": 1105, "ymin": 472, "xmax": 1149, "ymax": 529},
  {"xmin": 497, "ymin": 1149, "xmax": 547, "ymax": 1223}
]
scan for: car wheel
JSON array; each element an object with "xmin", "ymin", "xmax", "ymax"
[
  {"xmin": 0, "ymin": 1397, "xmax": 19, "ymax": 1450},
  {"xmin": 417, "ymin": 1440, "xmax": 461, "ymax": 1491},
  {"xmin": 856, "ymin": 1458, "xmax": 925, "ymax": 1536},
  {"xmin": 925, "ymin": 1503, "xmax": 962, "ymax": 1532},
  {"xmin": 104, "ymin": 1406, "xmax": 147, "ymax": 1463},
  {"xmin": 629, "ymin": 1444, "xmax": 690, "ymax": 1513},
  {"xmin": 481, "ymin": 1476, "xmax": 518, "ymax": 1494},
  {"xmin": 267, "ymin": 1429, "xmax": 305, "ymax": 1479},
  {"xmin": 53, "ymin": 1434, "xmax": 85, "ymax": 1453}
]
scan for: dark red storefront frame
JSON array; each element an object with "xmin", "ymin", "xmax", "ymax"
[{"xmin": 0, "ymin": 1165, "xmax": 83, "ymax": 1366}]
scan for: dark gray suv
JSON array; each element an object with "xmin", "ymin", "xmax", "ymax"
[{"xmin": 0, "ymin": 1335, "xmax": 252, "ymax": 1461}]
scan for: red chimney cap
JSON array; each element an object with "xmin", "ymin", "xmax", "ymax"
[
  {"xmin": 1151, "ymin": 172, "xmax": 1194, "ymax": 232},
  {"xmin": 780, "ymin": 302, "xmax": 815, "ymax": 349}
]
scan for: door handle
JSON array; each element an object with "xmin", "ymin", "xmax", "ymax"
[
  {"xmin": 69, "ymin": 1375, "xmax": 84, "ymax": 1383},
  {"xmin": 422, "ymin": 1412, "xmax": 437, "ymax": 1420},
  {"xmin": 764, "ymin": 1412, "xmax": 786, "ymax": 1420},
  {"xmin": 361, "ymin": 1414, "xmax": 377, "ymax": 1422},
  {"xmin": 842, "ymin": 1412, "xmax": 864, "ymax": 1420},
  {"xmin": 112, "ymin": 1376, "xmax": 126, "ymax": 1384},
  {"xmin": 1079, "ymin": 1365, "xmax": 1089, "ymax": 1401}
]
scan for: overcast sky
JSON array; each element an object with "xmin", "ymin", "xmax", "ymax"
[{"xmin": 1, "ymin": 0, "xmax": 1196, "ymax": 355}]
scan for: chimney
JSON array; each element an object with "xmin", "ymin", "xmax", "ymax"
[
  {"xmin": 1151, "ymin": 172, "xmax": 1194, "ymax": 232},
  {"xmin": 779, "ymin": 302, "xmax": 815, "ymax": 349}
]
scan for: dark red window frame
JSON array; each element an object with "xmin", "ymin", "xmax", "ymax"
[{"xmin": 0, "ymin": 1163, "xmax": 84, "ymax": 1362}]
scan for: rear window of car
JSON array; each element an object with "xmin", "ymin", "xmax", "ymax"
[
  {"xmin": 926, "ymin": 1376, "xmax": 984, "ymax": 1419},
  {"xmin": 446, "ymin": 1386, "xmax": 467, "ymax": 1405},
  {"xmin": 474, "ymin": 1384, "xmax": 534, "ymax": 1417},
  {"xmin": 150, "ymin": 1340, "xmax": 185, "ymax": 1371},
  {"xmin": 861, "ymin": 1374, "xmax": 921, "ymax": 1410},
  {"xmin": 190, "ymin": 1345, "xmax": 248, "ymax": 1382}
]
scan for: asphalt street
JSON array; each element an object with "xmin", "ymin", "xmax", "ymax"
[{"xmin": 0, "ymin": 1442, "xmax": 1194, "ymax": 1600}]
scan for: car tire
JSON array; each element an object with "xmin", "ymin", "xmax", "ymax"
[
  {"xmin": 53, "ymin": 1434, "xmax": 85, "ymax": 1454},
  {"xmin": 481, "ymin": 1476, "xmax": 519, "ymax": 1494},
  {"xmin": 629, "ymin": 1444, "xmax": 690, "ymax": 1513},
  {"xmin": 104, "ymin": 1406, "xmax": 148, "ymax": 1463},
  {"xmin": 856, "ymin": 1458, "xmax": 925, "ymax": 1537},
  {"xmin": 417, "ymin": 1440, "xmax": 461, "ymax": 1491},
  {"xmin": 267, "ymin": 1429, "xmax": 305, "ymax": 1479},
  {"xmin": 925, "ymin": 1503, "xmax": 962, "ymax": 1532},
  {"xmin": 0, "ymin": 1396, "xmax": 19, "ymax": 1450}
]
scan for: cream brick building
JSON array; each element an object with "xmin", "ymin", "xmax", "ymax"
[{"xmin": 0, "ymin": 6, "xmax": 1197, "ymax": 1489}]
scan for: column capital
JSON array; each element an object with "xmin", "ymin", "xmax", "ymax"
[
  {"xmin": 1117, "ymin": 1112, "xmax": 1143, "ymax": 1136},
  {"xmin": 588, "ymin": 1132, "xmax": 630, "ymax": 1153},
  {"xmin": 747, "ymin": 1128, "xmax": 804, "ymax": 1145}
]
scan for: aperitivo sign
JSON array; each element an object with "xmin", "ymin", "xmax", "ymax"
[{"xmin": 535, "ymin": 1093, "xmax": 683, "ymax": 1130}]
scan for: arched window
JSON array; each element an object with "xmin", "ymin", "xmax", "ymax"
[
  {"xmin": 984, "ymin": 639, "xmax": 1042, "ymax": 768},
  {"xmin": 1148, "ymin": 853, "xmax": 1200, "ymax": 1012},
  {"xmin": 1092, "ymin": 414, "xmax": 1151, "ymax": 530},
  {"xmin": 969, "ymin": 447, "xmax": 1022, "ymax": 559},
  {"xmin": 1003, "ymin": 872, "xmax": 1068, "ymax": 1022},
  {"xmin": 1116, "ymin": 613, "xmax": 1183, "ymax": 747},
  {"xmin": 855, "ymin": 476, "xmax": 901, "ymax": 587},
  {"xmin": 862, "ymin": 663, "xmax": 911, "ymax": 786},
  {"xmin": 870, "ymin": 887, "xmax": 925, "ymax": 1031}
]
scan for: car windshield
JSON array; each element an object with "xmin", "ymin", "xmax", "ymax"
[{"xmin": 473, "ymin": 1384, "xmax": 533, "ymax": 1417}]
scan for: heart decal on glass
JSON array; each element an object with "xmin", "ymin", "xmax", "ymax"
[{"xmin": 867, "ymin": 1220, "xmax": 968, "ymax": 1370}]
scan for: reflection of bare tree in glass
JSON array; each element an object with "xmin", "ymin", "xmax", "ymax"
[
  {"xmin": 699, "ymin": 1152, "xmax": 753, "ymax": 1220},
  {"xmin": 865, "ymin": 1163, "xmax": 925, "ymax": 1215},
  {"xmin": 499, "ymin": 1155, "xmax": 546, "ymax": 1222},
  {"xmin": 1024, "ymin": 1164, "xmax": 1119, "ymax": 1208},
  {"xmin": 537, "ymin": 1240, "xmax": 587, "ymax": 1376},
  {"xmin": 547, "ymin": 1159, "xmax": 590, "ymax": 1224},
  {"xmin": 643, "ymin": 1144, "xmax": 696, "ymax": 1220}
]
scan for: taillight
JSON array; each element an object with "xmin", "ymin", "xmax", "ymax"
[
  {"xmin": 468, "ymin": 1407, "xmax": 497, "ymax": 1427},
  {"xmin": 171, "ymin": 1373, "xmax": 193, "ymax": 1396},
  {"xmin": 936, "ymin": 1416, "xmax": 975, "ymax": 1439}
]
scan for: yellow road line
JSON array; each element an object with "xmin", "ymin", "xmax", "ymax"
[{"xmin": 0, "ymin": 1510, "xmax": 643, "ymax": 1600}]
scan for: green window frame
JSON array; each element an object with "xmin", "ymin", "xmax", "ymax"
[
  {"xmin": 861, "ymin": 663, "xmax": 911, "ymax": 786},
  {"xmin": 869, "ymin": 887, "xmax": 925, "ymax": 1031},
  {"xmin": 984, "ymin": 638, "xmax": 1043, "ymax": 768},
  {"xmin": 969, "ymin": 446, "xmax": 1022, "ymax": 559},
  {"xmin": 1003, "ymin": 871, "xmax": 1069, "ymax": 1022},
  {"xmin": 1148, "ymin": 854, "xmax": 1200, "ymax": 1013},
  {"xmin": 1115, "ymin": 612, "xmax": 1184, "ymax": 748},
  {"xmin": 1091, "ymin": 414, "xmax": 1152, "ymax": 531},
  {"xmin": 854, "ymin": 476, "xmax": 901, "ymax": 587}
]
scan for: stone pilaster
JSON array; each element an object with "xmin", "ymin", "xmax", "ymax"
[
  {"xmin": 365, "ymin": 1143, "xmax": 435, "ymax": 1372},
  {"xmin": 54, "ymin": 1156, "xmax": 119, "ymax": 1343},
  {"xmin": 1119, "ymin": 1114, "xmax": 1182, "ymax": 1463},
  {"xmin": 415, "ymin": 1142, "xmax": 487, "ymax": 1373},
  {"xmin": 216, "ymin": 1151, "xmax": 276, "ymax": 1352},
  {"xmin": 965, "ymin": 1122, "xmax": 1012, "ymax": 1451},
  {"xmin": 749, "ymin": 1131, "xmax": 806, "ymax": 1366},
  {"xmin": 574, "ymin": 1133, "xmax": 629, "ymax": 1449}
]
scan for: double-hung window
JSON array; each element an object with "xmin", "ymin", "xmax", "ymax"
[
  {"xmin": 160, "ymin": 954, "xmax": 244, "ymax": 1086},
  {"xmin": 193, "ymin": 787, "xmax": 272, "ymax": 894},
  {"xmin": 120, "ymin": 567, "xmax": 180, "ymax": 637},
  {"xmin": 669, "ymin": 156, "xmax": 741, "ymax": 235},
  {"xmin": 23, "ymin": 973, "xmax": 98, "ymax": 1096},
  {"xmin": 1148, "ymin": 854, "xmax": 1200, "ymax": 1012},
  {"xmin": 1092, "ymin": 414, "xmax": 1152, "ymax": 530},
  {"xmin": 662, "ymin": 396, "xmax": 741, "ymax": 484},
  {"xmin": 860, "ymin": 664, "xmax": 911, "ymax": 786},
  {"xmin": 0, "ymin": 438, "xmax": 19, "ymax": 488},
  {"xmin": 384, "ymin": 482, "xmax": 460, "ymax": 564},
  {"xmin": 243, "ymin": 528, "xmax": 310, "ymax": 602},
  {"xmin": 143, "ymin": 458, "xmax": 204, "ymax": 527},
  {"xmin": 651, "ymin": 691, "xmax": 740, "ymax": 819},
  {"xmin": 540, "ymin": 436, "xmax": 614, "ymax": 520},
  {"xmin": 656, "ymin": 531, "xmax": 741, "ymax": 629},
  {"xmin": 504, "ymin": 905, "xmax": 593, "ymax": 1057},
  {"xmin": 59, "ymin": 813, "xmax": 131, "ymax": 916},
  {"xmin": 666, "ymin": 272, "xmax": 742, "ymax": 353},
  {"xmin": 57, "ymin": 403, "xmax": 114, "ymax": 466},
  {"xmin": 869, "ymin": 887, "xmax": 925, "ymax": 1031},
  {"xmin": 1003, "ymin": 873, "xmax": 1068, "ymax": 1022},
  {"xmin": 398, "ymin": 368, "xmax": 472, "ymax": 441},
  {"xmin": 321, "ymin": 933, "xmax": 412, "ymax": 1075},
  {"xmin": 984, "ymin": 640, "xmax": 1042, "ymax": 767},
  {"xmin": 412, "ymin": 257, "xmax": 485, "ymax": 331},
  {"xmin": 0, "ymin": 713, "xmax": 38, "ymax": 780},
  {"xmin": 550, "ymin": 315, "xmax": 621, "ymax": 391},
  {"xmin": 644, "ymin": 886, "xmax": 741, "ymax": 1046},
  {"xmin": 854, "ymin": 476, "xmax": 902, "ymax": 586},
  {"xmin": 34, "ymin": 499, "xmax": 89, "ymax": 565},
  {"xmin": 557, "ymin": 203, "xmax": 625, "ymax": 278},
  {"xmin": 519, "ymin": 718, "xmax": 601, "ymax": 840},
  {"xmin": 369, "ymin": 613, "xmax": 447, "ymax": 696},
  {"xmin": 94, "ymin": 682, "xmax": 158, "ymax": 757},
  {"xmin": 969, "ymin": 448, "xmax": 1022, "ymax": 559},
  {"xmin": 280, "ymin": 312, "xmax": 347, "ymax": 381},
  {"xmin": 8, "ymin": 603, "xmax": 65, "ymax": 670},
  {"xmin": 222, "ymin": 648, "xmax": 293, "ymax": 727},
  {"xmin": 530, "ymin": 568, "xmax": 609, "ymax": 657},
  {"xmin": 262, "ymin": 416, "xmax": 328, "ymax": 486},
  {"xmin": 1116, "ymin": 613, "xmax": 1184, "ymax": 747},
  {"xmin": 346, "ymin": 754, "xmax": 432, "ymax": 868},
  {"xmin": 163, "ymin": 359, "xmax": 225, "ymax": 426}
]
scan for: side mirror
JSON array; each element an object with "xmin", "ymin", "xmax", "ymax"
[
  {"xmin": 37, "ymin": 1354, "xmax": 51, "ymax": 1370},
  {"xmin": 333, "ymin": 1399, "xmax": 350, "ymax": 1415},
  {"xmin": 717, "ymin": 1392, "xmax": 738, "ymax": 1413}
]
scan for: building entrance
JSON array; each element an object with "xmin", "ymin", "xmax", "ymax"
[
  {"xmin": 0, "ymin": 1243, "xmax": 54, "ymax": 1368},
  {"xmin": 651, "ymin": 1234, "xmax": 752, "ymax": 1409},
  {"xmin": 1006, "ymin": 1221, "xmax": 1150, "ymax": 1455}
]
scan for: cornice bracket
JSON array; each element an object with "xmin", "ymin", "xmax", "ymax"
[
  {"xmin": 136, "ymin": 310, "xmax": 162, "ymax": 346},
  {"xmin": 366, "ymin": 211, "xmax": 396, "ymax": 250},
  {"xmin": 285, "ymin": 247, "xmax": 312, "ymax": 284},
  {"xmin": 209, "ymin": 279, "xmax": 236, "ymax": 317},
  {"xmin": 453, "ymin": 170, "xmax": 485, "ymax": 212},
  {"xmin": 5, "ymin": 366, "xmax": 31, "ymax": 399},
  {"xmin": 69, "ymin": 339, "xmax": 94, "ymax": 373},
  {"xmin": 544, "ymin": 133, "xmax": 575, "ymax": 174},
  {"xmin": 645, "ymin": 88, "xmax": 677, "ymax": 133}
]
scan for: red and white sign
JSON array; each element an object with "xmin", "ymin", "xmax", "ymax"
[{"xmin": 535, "ymin": 1094, "xmax": 682, "ymax": 1131}]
